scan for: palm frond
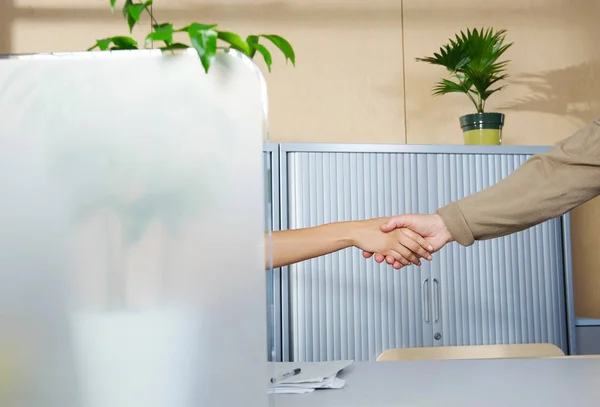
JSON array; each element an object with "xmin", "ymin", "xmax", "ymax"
[
  {"xmin": 417, "ymin": 26, "xmax": 513, "ymax": 112},
  {"xmin": 481, "ymin": 85, "xmax": 508, "ymax": 100},
  {"xmin": 465, "ymin": 70, "xmax": 508, "ymax": 101},
  {"xmin": 416, "ymin": 38, "xmax": 470, "ymax": 72},
  {"xmin": 432, "ymin": 79, "xmax": 472, "ymax": 96}
]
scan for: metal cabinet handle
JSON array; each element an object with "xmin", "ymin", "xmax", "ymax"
[
  {"xmin": 433, "ymin": 278, "xmax": 440, "ymax": 323},
  {"xmin": 422, "ymin": 278, "xmax": 430, "ymax": 323}
]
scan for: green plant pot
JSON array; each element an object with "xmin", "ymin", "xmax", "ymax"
[{"xmin": 459, "ymin": 113, "xmax": 504, "ymax": 145}]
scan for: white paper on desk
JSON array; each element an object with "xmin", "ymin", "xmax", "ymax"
[
  {"xmin": 273, "ymin": 360, "xmax": 353, "ymax": 384},
  {"xmin": 268, "ymin": 377, "xmax": 346, "ymax": 394},
  {"xmin": 268, "ymin": 388, "xmax": 314, "ymax": 394}
]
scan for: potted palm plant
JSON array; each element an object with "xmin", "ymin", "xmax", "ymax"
[{"xmin": 417, "ymin": 27, "xmax": 513, "ymax": 145}]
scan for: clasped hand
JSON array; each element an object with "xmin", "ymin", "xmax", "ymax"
[{"xmin": 362, "ymin": 214, "xmax": 453, "ymax": 269}]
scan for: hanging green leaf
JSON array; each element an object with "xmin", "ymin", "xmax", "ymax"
[
  {"xmin": 122, "ymin": 0, "xmax": 148, "ymax": 33},
  {"xmin": 127, "ymin": 5, "xmax": 145, "ymax": 30},
  {"xmin": 160, "ymin": 43, "xmax": 189, "ymax": 51},
  {"xmin": 88, "ymin": 36, "xmax": 138, "ymax": 51},
  {"xmin": 123, "ymin": 4, "xmax": 136, "ymax": 32},
  {"xmin": 109, "ymin": 0, "xmax": 117, "ymax": 12},
  {"xmin": 146, "ymin": 23, "xmax": 174, "ymax": 45},
  {"xmin": 186, "ymin": 27, "xmax": 218, "ymax": 73},
  {"xmin": 217, "ymin": 31, "xmax": 251, "ymax": 56},
  {"xmin": 252, "ymin": 43, "xmax": 272, "ymax": 72},
  {"xmin": 154, "ymin": 22, "xmax": 172, "ymax": 32},
  {"xmin": 246, "ymin": 35, "xmax": 259, "ymax": 58},
  {"xmin": 110, "ymin": 36, "xmax": 139, "ymax": 50},
  {"xmin": 87, "ymin": 38, "xmax": 113, "ymax": 51},
  {"xmin": 121, "ymin": 0, "xmax": 131, "ymax": 16},
  {"xmin": 121, "ymin": 0, "xmax": 151, "ymax": 19},
  {"xmin": 178, "ymin": 23, "xmax": 218, "ymax": 32},
  {"xmin": 260, "ymin": 34, "xmax": 295, "ymax": 66}
]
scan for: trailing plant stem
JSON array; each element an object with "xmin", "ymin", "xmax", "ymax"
[{"xmin": 145, "ymin": 7, "xmax": 159, "ymax": 29}]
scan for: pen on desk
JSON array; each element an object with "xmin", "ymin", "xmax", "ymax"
[{"xmin": 270, "ymin": 368, "xmax": 301, "ymax": 383}]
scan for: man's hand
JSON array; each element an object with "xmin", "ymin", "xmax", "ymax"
[
  {"xmin": 362, "ymin": 214, "xmax": 454, "ymax": 269},
  {"xmin": 350, "ymin": 218, "xmax": 433, "ymax": 268}
]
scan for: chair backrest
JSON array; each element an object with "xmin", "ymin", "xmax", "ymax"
[{"xmin": 376, "ymin": 343, "xmax": 565, "ymax": 362}]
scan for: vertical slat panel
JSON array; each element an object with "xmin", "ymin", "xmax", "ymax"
[
  {"xmin": 287, "ymin": 152, "xmax": 428, "ymax": 362},
  {"xmin": 435, "ymin": 153, "xmax": 567, "ymax": 352}
]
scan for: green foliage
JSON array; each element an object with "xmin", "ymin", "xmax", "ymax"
[
  {"xmin": 416, "ymin": 27, "xmax": 513, "ymax": 114},
  {"xmin": 89, "ymin": 0, "xmax": 296, "ymax": 73}
]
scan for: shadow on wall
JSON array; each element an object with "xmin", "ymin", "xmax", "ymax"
[{"xmin": 500, "ymin": 60, "xmax": 600, "ymax": 126}]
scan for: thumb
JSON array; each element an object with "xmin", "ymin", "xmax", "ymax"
[{"xmin": 380, "ymin": 215, "xmax": 409, "ymax": 232}]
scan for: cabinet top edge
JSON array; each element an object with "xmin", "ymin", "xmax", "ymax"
[
  {"xmin": 576, "ymin": 318, "xmax": 600, "ymax": 327},
  {"xmin": 264, "ymin": 143, "xmax": 550, "ymax": 155}
]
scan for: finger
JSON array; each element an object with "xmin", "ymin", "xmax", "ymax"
[
  {"xmin": 399, "ymin": 229, "xmax": 434, "ymax": 260},
  {"xmin": 387, "ymin": 254, "xmax": 408, "ymax": 267},
  {"xmin": 393, "ymin": 243, "xmax": 422, "ymax": 266},
  {"xmin": 392, "ymin": 261, "xmax": 403, "ymax": 270},
  {"xmin": 379, "ymin": 216, "xmax": 406, "ymax": 233},
  {"xmin": 374, "ymin": 253, "xmax": 385, "ymax": 263},
  {"xmin": 391, "ymin": 243, "xmax": 421, "ymax": 266},
  {"xmin": 362, "ymin": 251, "xmax": 374, "ymax": 259}
]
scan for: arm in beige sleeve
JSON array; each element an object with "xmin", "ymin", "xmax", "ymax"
[{"xmin": 437, "ymin": 118, "xmax": 600, "ymax": 246}]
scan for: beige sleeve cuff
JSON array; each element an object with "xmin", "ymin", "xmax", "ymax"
[{"xmin": 437, "ymin": 202, "xmax": 475, "ymax": 247}]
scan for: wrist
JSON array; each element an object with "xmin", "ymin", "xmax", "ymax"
[
  {"xmin": 321, "ymin": 221, "xmax": 358, "ymax": 250},
  {"xmin": 433, "ymin": 213, "xmax": 454, "ymax": 243},
  {"xmin": 344, "ymin": 220, "xmax": 364, "ymax": 248}
]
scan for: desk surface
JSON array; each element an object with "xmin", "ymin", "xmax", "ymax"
[{"xmin": 271, "ymin": 359, "xmax": 600, "ymax": 407}]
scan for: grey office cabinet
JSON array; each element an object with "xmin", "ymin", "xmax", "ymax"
[
  {"xmin": 279, "ymin": 144, "xmax": 575, "ymax": 362},
  {"xmin": 575, "ymin": 319, "xmax": 600, "ymax": 355}
]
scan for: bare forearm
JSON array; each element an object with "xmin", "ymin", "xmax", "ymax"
[{"xmin": 265, "ymin": 222, "xmax": 356, "ymax": 269}]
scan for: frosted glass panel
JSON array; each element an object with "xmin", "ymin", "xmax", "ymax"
[{"xmin": 0, "ymin": 50, "xmax": 268, "ymax": 407}]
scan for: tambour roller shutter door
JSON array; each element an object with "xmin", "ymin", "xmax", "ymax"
[
  {"xmin": 283, "ymin": 147, "xmax": 569, "ymax": 361},
  {"xmin": 429, "ymin": 154, "xmax": 568, "ymax": 352},
  {"xmin": 285, "ymin": 152, "xmax": 433, "ymax": 362}
]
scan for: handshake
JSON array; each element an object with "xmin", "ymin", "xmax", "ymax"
[
  {"xmin": 355, "ymin": 213, "xmax": 454, "ymax": 269},
  {"xmin": 266, "ymin": 212, "xmax": 457, "ymax": 270}
]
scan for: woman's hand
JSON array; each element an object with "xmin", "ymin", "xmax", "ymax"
[{"xmin": 350, "ymin": 218, "xmax": 433, "ymax": 268}]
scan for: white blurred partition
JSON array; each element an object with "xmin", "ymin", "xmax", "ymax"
[{"xmin": 0, "ymin": 50, "xmax": 268, "ymax": 407}]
